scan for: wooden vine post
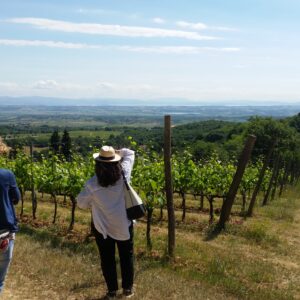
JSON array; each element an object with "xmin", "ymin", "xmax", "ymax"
[
  {"xmin": 164, "ymin": 115, "xmax": 175, "ymax": 258},
  {"xmin": 30, "ymin": 142, "xmax": 37, "ymax": 219},
  {"xmin": 262, "ymin": 156, "xmax": 280, "ymax": 206},
  {"xmin": 218, "ymin": 135, "xmax": 256, "ymax": 229},
  {"xmin": 247, "ymin": 139, "xmax": 277, "ymax": 217}
]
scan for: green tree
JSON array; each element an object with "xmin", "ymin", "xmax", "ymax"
[
  {"xmin": 245, "ymin": 117, "xmax": 299, "ymax": 216},
  {"xmin": 61, "ymin": 129, "xmax": 72, "ymax": 161},
  {"xmin": 289, "ymin": 112, "xmax": 300, "ymax": 133},
  {"xmin": 50, "ymin": 129, "xmax": 60, "ymax": 154}
]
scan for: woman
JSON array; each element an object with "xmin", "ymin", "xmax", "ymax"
[
  {"xmin": 0, "ymin": 145, "xmax": 20, "ymax": 294},
  {"xmin": 77, "ymin": 146, "xmax": 135, "ymax": 299}
]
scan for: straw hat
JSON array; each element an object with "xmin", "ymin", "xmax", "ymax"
[{"xmin": 93, "ymin": 146, "xmax": 121, "ymax": 162}]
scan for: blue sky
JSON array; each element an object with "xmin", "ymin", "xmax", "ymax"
[{"xmin": 0, "ymin": 0, "xmax": 300, "ymax": 103}]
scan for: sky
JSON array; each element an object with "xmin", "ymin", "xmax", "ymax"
[{"xmin": 0, "ymin": 0, "xmax": 300, "ymax": 104}]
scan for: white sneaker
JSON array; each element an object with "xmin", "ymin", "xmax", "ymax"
[{"xmin": 123, "ymin": 288, "xmax": 134, "ymax": 298}]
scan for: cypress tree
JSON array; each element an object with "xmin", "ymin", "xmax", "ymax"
[
  {"xmin": 50, "ymin": 129, "xmax": 60, "ymax": 154},
  {"xmin": 61, "ymin": 129, "xmax": 72, "ymax": 161}
]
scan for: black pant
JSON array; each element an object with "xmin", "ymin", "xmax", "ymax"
[{"xmin": 94, "ymin": 223, "xmax": 134, "ymax": 292}]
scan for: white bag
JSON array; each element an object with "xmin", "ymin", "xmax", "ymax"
[{"xmin": 122, "ymin": 173, "xmax": 146, "ymax": 220}]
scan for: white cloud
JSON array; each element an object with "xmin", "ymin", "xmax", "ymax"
[
  {"xmin": 0, "ymin": 82, "xmax": 20, "ymax": 93},
  {"xmin": 0, "ymin": 82, "xmax": 19, "ymax": 88},
  {"xmin": 0, "ymin": 39, "xmax": 102, "ymax": 49},
  {"xmin": 97, "ymin": 82, "xmax": 116, "ymax": 89},
  {"xmin": 176, "ymin": 20, "xmax": 237, "ymax": 32},
  {"xmin": 97, "ymin": 81, "xmax": 154, "ymax": 93},
  {"xmin": 176, "ymin": 21, "xmax": 208, "ymax": 30},
  {"xmin": 95, "ymin": 82, "xmax": 192, "ymax": 99},
  {"xmin": 8, "ymin": 18, "xmax": 218, "ymax": 40},
  {"xmin": 1, "ymin": 80, "xmax": 300, "ymax": 102},
  {"xmin": 32, "ymin": 80, "xmax": 59, "ymax": 89},
  {"xmin": 152, "ymin": 17, "xmax": 166, "ymax": 24},
  {"xmin": 0, "ymin": 39, "xmax": 240, "ymax": 54},
  {"xmin": 119, "ymin": 46, "xmax": 240, "ymax": 54},
  {"xmin": 0, "ymin": 80, "xmax": 90, "ymax": 98},
  {"xmin": 0, "ymin": 80, "xmax": 158, "ymax": 98}
]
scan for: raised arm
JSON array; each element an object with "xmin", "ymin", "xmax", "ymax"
[{"xmin": 118, "ymin": 148, "xmax": 135, "ymax": 183}]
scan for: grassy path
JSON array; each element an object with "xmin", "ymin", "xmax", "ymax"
[{"xmin": 1, "ymin": 190, "xmax": 300, "ymax": 299}]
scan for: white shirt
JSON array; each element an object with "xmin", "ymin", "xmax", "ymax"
[{"xmin": 77, "ymin": 148, "xmax": 135, "ymax": 240}]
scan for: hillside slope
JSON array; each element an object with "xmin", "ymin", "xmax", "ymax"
[{"xmin": 1, "ymin": 189, "xmax": 300, "ymax": 300}]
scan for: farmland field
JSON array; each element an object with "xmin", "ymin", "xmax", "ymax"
[{"xmin": 5, "ymin": 130, "xmax": 121, "ymax": 144}]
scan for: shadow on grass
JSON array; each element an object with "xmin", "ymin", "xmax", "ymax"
[
  {"xmin": 19, "ymin": 223, "xmax": 96, "ymax": 255},
  {"xmin": 20, "ymin": 223, "xmax": 169, "ymax": 280},
  {"xmin": 134, "ymin": 247, "xmax": 172, "ymax": 281},
  {"xmin": 203, "ymin": 223, "xmax": 223, "ymax": 241},
  {"xmin": 70, "ymin": 279, "xmax": 105, "ymax": 292}
]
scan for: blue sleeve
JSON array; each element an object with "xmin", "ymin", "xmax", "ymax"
[{"xmin": 9, "ymin": 172, "xmax": 21, "ymax": 205}]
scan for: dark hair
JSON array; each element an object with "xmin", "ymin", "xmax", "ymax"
[{"xmin": 95, "ymin": 161, "xmax": 122, "ymax": 187}]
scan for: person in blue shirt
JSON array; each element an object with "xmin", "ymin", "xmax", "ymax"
[{"xmin": 0, "ymin": 163, "xmax": 20, "ymax": 294}]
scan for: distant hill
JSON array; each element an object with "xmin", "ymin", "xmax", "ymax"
[
  {"xmin": 0, "ymin": 96, "xmax": 300, "ymax": 107},
  {"xmin": 1, "ymin": 97, "xmax": 300, "ymax": 124},
  {"xmin": 0, "ymin": 96, "xmax": 196, "ymax": 106}
]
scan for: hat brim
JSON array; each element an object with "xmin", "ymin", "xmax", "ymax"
[{"xmin": 93, "ymin": 153, "xmax": 121, "ymax": 162}]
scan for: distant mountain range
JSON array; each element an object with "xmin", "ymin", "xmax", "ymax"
[
  {"xmin": 0, "ymin": 96, "xmax": 195, "ymax": 106},
  {"xmin": 0, "ymin": 96, "xmax": 300, "ymax": 107},
  {"xmin": 1, "ymin": 96, "xmax": 300, "ymax": 123}
]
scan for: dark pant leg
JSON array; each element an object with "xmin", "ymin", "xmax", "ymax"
[
  {"xmin": 117, "ymin": 224, "xmax": 134, "ymax": 290},
  {"xmin": 94, "ymin": 230, "xmax": 118, "ymax": 292}
]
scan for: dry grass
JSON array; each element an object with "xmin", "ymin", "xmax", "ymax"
[{"xmin": 1, "ymin": 188, "xmax": 300, "ymax": 300}]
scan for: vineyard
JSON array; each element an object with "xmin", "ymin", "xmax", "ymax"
[
  {"xmin": 0, "ymin": 132, "xmax": 298, "ymax": 250},
  {"xmin": 1, "ymin": 115, "xmax": 300, "ymax": 299}
]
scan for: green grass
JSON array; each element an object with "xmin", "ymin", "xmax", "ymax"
[
  {"xmin": 262, "ymin": 196, "xmax": 297, "ymax": 222},
  {"xmin": 3, "ymin": 188, "xmax": 300, "ymax": 299}
]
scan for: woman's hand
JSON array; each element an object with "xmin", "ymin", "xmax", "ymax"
[{"xmin": 115, "ymin": 149, "xmax": 123, "ymax": 156}]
